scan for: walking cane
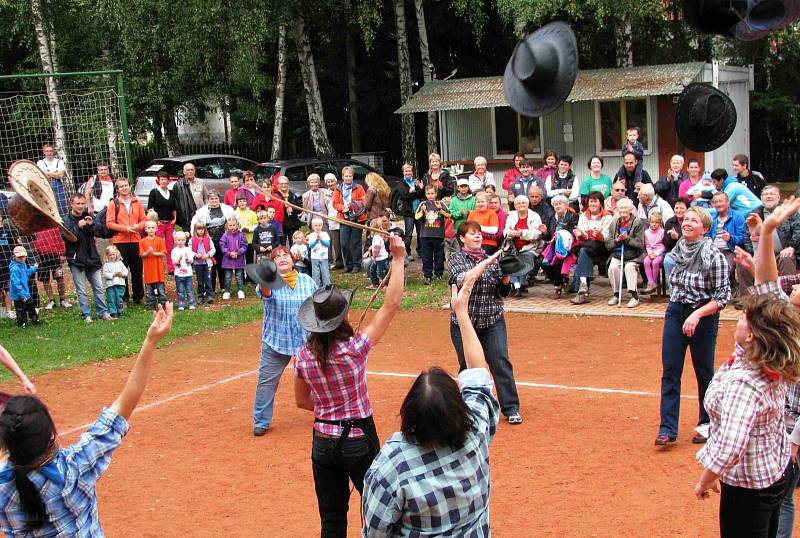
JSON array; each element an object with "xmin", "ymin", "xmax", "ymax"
[{"xmin": 618, "ymin": 242, "xmax": 625, "ymax": 307}]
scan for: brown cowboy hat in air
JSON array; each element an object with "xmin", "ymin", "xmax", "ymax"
[{"xmin": 7, "ymin": 160, "xmax": 76, "ymax": 242}]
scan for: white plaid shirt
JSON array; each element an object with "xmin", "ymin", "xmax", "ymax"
[
  {"xmin": 362, "ymin": 368, "xmax": 499, "ymax": 537},
  {"xmin": 668, "ymin": 245, "xmax": 730, "ymax": 307},
  {"xmin": 697, "ymin": 345, "xmax": 790, "ymax": 488}
]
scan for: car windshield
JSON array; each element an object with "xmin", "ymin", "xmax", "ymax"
[{"xmin": 255, "ymin": 165, "xmax": 280, "ymax": 183}]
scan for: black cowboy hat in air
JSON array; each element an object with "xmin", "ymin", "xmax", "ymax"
[
  {"xmin": 683, "ymin": 0, "xmax": 800, "ymax": 40},
  {"xmin": 675, "ymin": 83, "xmax": 737, "ymax": 153},
  {"xmin": 244, "ymin": 259, "xmax": 285, "ymax": 290},
  {"xmin": 298, "ymin": 285, "xmax": 356, "ymax": 334}
]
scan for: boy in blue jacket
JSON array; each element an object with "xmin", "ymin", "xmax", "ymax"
[{"xmin": 9, "ymin": 246, "xmax": 38, "ymax": 327}]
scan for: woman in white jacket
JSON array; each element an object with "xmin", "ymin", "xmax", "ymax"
[
  {"xmin": 570, "ymin": 191, "xmax": 615, "ymax": 304},
  {"xmin": 189, "ymin": 191, "xmax": 235, "ymax": 293},
  {"xmin": 503, "ymin": 196, "xmax": 542, "ymax": 296}
]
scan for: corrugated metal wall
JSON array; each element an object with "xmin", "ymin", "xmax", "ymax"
[{"xmin": 441, "ymin": 109, "xmax": 494, "ymax": 161}]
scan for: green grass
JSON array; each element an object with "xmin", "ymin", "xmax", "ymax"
[{"xmin": 0, "ymin": 270, "xmax": 448, "ymax": 381}]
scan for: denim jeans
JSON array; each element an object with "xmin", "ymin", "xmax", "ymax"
[
  {"xmin": 450, "ymin": 315, "xmax": 520, "ymax": 416},
  {"xmin": 339, "ymin": 225, "xmax": 362, "ymax": 271},
  {"xmin": 253, "ymin": 345, "xmax": 291, "ymax": 429},
  {"xmin": 777, "ymin": 459, "xmax": 800, "ymax": 538},
  {"xmin": 105, "ymin": 284, "xmax": 125, "ymax": 315},
  {"xmin": 223, "ymin": 268, "xmax": 245, "ymax": 293},
  {"xmin": 69, "ymin": 265, "xmax": 108, "ymax": 318},
  {"xmin": 52, "ymin": 178, "xmax": 68, "ymax": 219},
  {"xmin": 659, "ymin": 302, "xmax": 719, "ymax": 438},
  {"xmin": 312, "ymin": 434, "xmax": 376, "ymax": 538},
  {"xmin": 175, "ymin": 275, "xmax": 195, "ymax": 307},
  {"xmin": 311, "ymin": 258, "xmax": 331, "ymax": 287},
  {"xmin": 194, "ymin": 264, "xmax": 212, "ymax": 301},
  {"xmin": 721, "ymin": 462, "xmax": 794, "ymax": 538},
  {"xmin": 369, "ymin": 258, "xmax": 388, "ymax": 286},
  {"xmin": 145, "ymin": 282, "xmax": 167, "ymax": 310},
  {"xmin": 571, "ymin": 248, "xmax": 596, "ymax": 291},
  {"xmin": 403, "ymin": 216, "xmax": 421, "ymax": 256},
  {"xmin": 419, "ymin": 237, "xmax": 445, "ymax": 278}
]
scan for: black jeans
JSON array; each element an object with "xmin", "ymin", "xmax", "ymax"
[
  {"xmin": 116, "ymin": 242, "xmax": 144, "ymax": 303},
  {"xmin": 403, "ymin": 216, "xmax": 421, "ymax": 256},
  {"xmin": 311, "ymin": 434, "xmax": 376, "ymax": 538},
  {"xmin": 419, "ymin": 237, "xmax": 444, "ymax": 278},
  {"xmin": 720, "ymin": 462, "xmax": 794, "ymax": 538},
  {"xmin": 13, "ymin": 298, "xmax": 37, "ymax": 326}
]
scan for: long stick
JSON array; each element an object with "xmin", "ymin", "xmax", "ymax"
[
  {"xmin": 618, "ymin": 242, "xmax": 625, "ymax": 307},
  {"xmin": 267, "ymin": 192, "xmax": 386, "ymax": 235},
  {"xmin": 355, "ymin": 266, "xmax": 392, "ymax": 332}
]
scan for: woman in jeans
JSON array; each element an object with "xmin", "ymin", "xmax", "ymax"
[
  {"xmin": 570, "ymin": 190, "xmax": 613, "ymax": 304},
  {"xmin": 656, "ymin": 206, "xmax": 730, "ymax": 446},
  {"xmin": 293, "ymin": 235, "xmax": 405, "ymax": 537}
]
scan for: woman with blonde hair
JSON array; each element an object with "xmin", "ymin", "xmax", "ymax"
[
  {"xmin": 364, "ymin": 172, "xmax": 391, "ymax": 221},
  {"xmin": 422, "ymin": 152, "xmax": 455, "ymax": 199}
]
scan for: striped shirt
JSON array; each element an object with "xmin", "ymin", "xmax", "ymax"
[
  {"xmin": 448, "ymin": 251, "xmax": 510, "ymax": 329},
  {"xmin": 256, "ymin": 274, "xmax": 318, "ymax": 356},
  {"xmin": 668, "ymin": 246, "xmax": 730, "ymax": 308},
  {"xmin": 697, "ymin": 346, "xmax": 790, "ymax": 489},
  {"xmin": 0, "ymin": 408, "xmax": 129, "ymax": 537},
  {"xmin": 362, "ymin": 368, "xmax": 499, "ymax": 537},
  {"xmin": 295, "ymin": 331, "xmax": 373, "ymax": 437}
]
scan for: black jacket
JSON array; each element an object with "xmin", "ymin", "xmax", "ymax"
[
  {"xmin": 613, "ymin": 167, "xmax": 653, "ymax": 206},
  {"xmin": 663, "ymin": 216, "xmax": 682, "ymax": 252},
  {"xmin": 422, "ymin": 169, "xmax": 455, "ymax": 199},
  {"xmin": 532, "ymin": 202, "xmax": 556, "ymax": 241},
  {"xmin": 742, "ymin": 205, "xmax": 800, "ymax": 256},
  {"xmin": 173, "ymin": 178, "xmax": 198, "ymax": 232},
  {"xmin": 278, "ymin": 191, "xmax": 302, "ymax": 232},
  {"xmin": 654, "ymin": 172, "xmax": 686, "ymax": 208},
  {"xmin": 393, "ymin": 179, "xmax": 424, "ymax": 217},
  {"xmin": 62, "ymin": 212, "xmax": 102, "ymax": 270}
]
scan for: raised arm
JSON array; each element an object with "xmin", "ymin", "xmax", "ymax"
[
  {"xmin": 0, "ymin": 344, "xmax": 35, "ymax": 394},
  {"xmin": 363, "ymin": 235, "xmax": 406, "ymax": 343},
  {"xmin": 110, "ymin": 303, "xmax": 174, "ymax": 419},
  {"xmin": 450, "ymin": 275, "xmax": 487, "ymax": 370},
  {"xmin": 756, "ymin": 197, "xmax": 800, "ymax": 284}
]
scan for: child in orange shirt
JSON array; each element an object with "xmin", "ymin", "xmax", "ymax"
[
  {"xmin": 467, "ymin": 192, "xmax": 500, "ymax": 254},
  {"xmin": 139, "ymin": 220, "xmax": 167, "ymax": 310}
]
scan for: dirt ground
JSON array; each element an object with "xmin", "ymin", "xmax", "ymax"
[{"xmin": 4, "ymin": 309, "xmax": 786, "ymax": 537}]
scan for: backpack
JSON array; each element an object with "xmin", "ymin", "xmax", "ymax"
[
  {"xmin": 92, "ymin": 199, "xmax": 120, "ymax": 239},
  {"xmin": 390, "ymin": 186, "xmax": 407, "ymax": 215}
]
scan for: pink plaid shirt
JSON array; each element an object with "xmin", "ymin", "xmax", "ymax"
[
  {"xmin": 697, "ymin": 345, "xmax": 790, "ymax": 489},
  {"xmin": 295, "ymin": 331, "xmax": 373, "ymax": 437}
]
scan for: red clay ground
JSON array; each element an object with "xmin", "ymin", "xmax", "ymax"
[{"xmin": 4, "ymin": 310, "xmax": 789, "ymax": 537}]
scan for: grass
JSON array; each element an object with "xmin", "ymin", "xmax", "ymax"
[{"xmin": 0, "ymin": 268, "xmax": 449, "ymax": 381}]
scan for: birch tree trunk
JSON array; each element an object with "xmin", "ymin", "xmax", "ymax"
[
  {"xmin": 101, "ymin": 49, "xmax": 121, "ymax": 176},
  {"xmin": 271, "ymin": 24, "xmax": 287, "ymax": 159},
  {"xmin": 344, "ymin": 0, "xmax": 362, "ymax": 153},
  {"xmin": 414, "ymin": 0, "xmax": 437, "ymax": 156},
  {"xmin": 292, "ymin": 18, "xmax": 335, "ymax": 157},
  {"xmin": 394, "ymin": 0, "xmax": 416, "ymax": 169},
  {"xmin": 616, "ymin": 19, "xmax": 634, "ymax": 67}
]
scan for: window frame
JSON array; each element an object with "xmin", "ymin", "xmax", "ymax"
[
  {"xmin": 594, "ymin": 97, "xmax": 652, "ymax": 157},
  {"xmin": 491, "ymin": 107, "xmax": 544, "ymax": 160}
]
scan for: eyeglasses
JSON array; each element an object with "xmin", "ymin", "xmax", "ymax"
[{"xmin": 613, "ymin": 188, "xmax": 626, "ymax": 193}]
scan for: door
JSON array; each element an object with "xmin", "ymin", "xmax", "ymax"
[{"xmin": 656, "ymin": 95, "xmax": 704, "ymax": 175}]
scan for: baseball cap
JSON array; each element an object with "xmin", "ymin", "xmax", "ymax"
[{"xmin": 457, "ymin": 178, "xmax": 469, "ymax": 187}]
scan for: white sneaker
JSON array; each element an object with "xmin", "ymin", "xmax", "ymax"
[
  {"xmin": 627, "ymin": 296, "xmax": 640, "ymax": 308},
  {"xmin": 101, "ymin": 313, "xmax": 114, "ymax": 321},
  {"xmin": 607, "ymin": 296, "xmax": 619, "ymax": 306},
  {"xmin": 84, "ymin": 316, "xmax": 93, "ymax": 323},
  {"xmin": 44, "ymin": 301, "xmax": 55, "ymax": 310},
  {"xmin": 237, "ymin": 290, "xmax": 245, "ymax": 300},
  {"xmin": 60, "ymin": 300, "xmax": 72, "ymax": 308},
  {"xmin": 189, "ymin": 305, "xmax": 196, "ymax": 310},
  {"xmin": 222, "ymin": 292, "xmax": 231, "ymax": 300},
  {"xmin": 5, "ymin": 311, "xmax": 15, "ymax": 319},
  {"xmin": 178, "ymin": 306, "xmax": 185, "ymax": 311}
]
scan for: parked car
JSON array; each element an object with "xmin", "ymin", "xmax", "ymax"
[
  {"xmin": 134, "ymin": 154, "xmax": 258, "ymax": 208},
  {"xmin": 253, "ymin": 158, "xmax": 401, "ymax": 195}
]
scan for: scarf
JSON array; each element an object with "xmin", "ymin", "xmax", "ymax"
[
  {"xmin": 671, "ymin": 236, "xmax": 714, "ymax": 275},
  {"xmin": 462, "ymin": 246, "xmax": 485, "ymax": 264},
  {"xmin": 282, "ymin": 270, "xmax": 299, "ymax": 289},
  {"xmin": 342, "ymin": 182, "xmax": 354, "ymax": 204}
]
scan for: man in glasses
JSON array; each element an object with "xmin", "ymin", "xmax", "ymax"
[{"xmin": 605, "ymin": 181, "xmax": 627, "ymax": 218}]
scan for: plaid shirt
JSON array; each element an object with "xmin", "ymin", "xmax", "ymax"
[
  {"xmin": 697, "ymin": 345, "xmax": 790, "ymax": 489},
  {"xmin": 362, "ymin": 368, "xmax": 499, "ymax": 537},
  {"xmin": 256, "ymin": 274, "xmax": 318, "ymax": 356},
  {"xmin": 0, "ymin": 408, "xmax": 129, "ymax": 537},
  {"xmin": 448, "ymin": 251, "xmax": 510, "ymax": 329},
  {"xmin": 668, "ymin": 246, "xmax": 730, "ymax": 308},
  {"xmin": 295, "ymin": 331, "xmax": 373, "ymax": 437},
  {"xmin": 748, "ymin": 274, "xmax": 800, "ymax": 301}
]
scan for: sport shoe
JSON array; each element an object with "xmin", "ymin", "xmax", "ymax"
[
  {"xmin": 178, "ymin": 306, "xmax": 185, "ymax": 311},
  {"xmin": 5, "ymin": 311, "xmax": 16, "ymax": 319},
  {"xmin": 60, "ymin": 300, "xmax": 72, "ymax": 308},
  {"xmin": 84, "ymin": 316, "xmax": 93, "ymax": 323},
  {"xmin": 253, "ymin": 427, "xmax": 267, "ymax": 437},
  {"xmin": 101, "ymin": 313, "xmax": 113, "ymax": 321},
  {"xmin": 222, "ymin": 292, "xmax": 231, "ymax": 300},
  {"xmin": 607, "ymin": 296, "xmax": 619, "ymax": 306},
  {"xmin": 578, "ymin": 281, "xmax": 588, "ymax": 294},
  {"xmin": 189, "ymin": 305, "xmax": 196, "ymax": 310},
  {"xmin": 627, "ymin": 296, "xmax": 640, "ymax": 308},
  {"xmin": 237, "ymin": 290, "xmax": 245, "ymax": 299},
  {"xmin": 44, "ymin": 301, "xmax": 55, "ymax": 310},
  {"xmin": 507, "ymin": 413, "xmax": 523, "ymax": 425}
]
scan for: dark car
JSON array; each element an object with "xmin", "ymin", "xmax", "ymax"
[
  {"xmin": 253, "ymin": 158, "xmax": 401, "ymax": 195},
  {"xmin": 134, "ymin": 154, "xmax": 258, "ymax": 208}
]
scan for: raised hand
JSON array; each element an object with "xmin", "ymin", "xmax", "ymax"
[
  {"xmin": 734, "ymin": 246, "xmax": 754, "ymax": 276},
  {"xmin": 746, "ymin": 213, "xmax": 762, "ymax": 237},
  {"xmin": 450, "ymin": 274, "xmax": 477, "ymax": 314},
  {"xmin": 388, "ymin": 234, "xmax": 405, "ymax": 259},
  {"xmin": 147, "ymin": 302, "xmax": 174, "ymax": 343},
  {"xmin": 764, "ymin": 196, "xmax": 800, "ymax": 233}
]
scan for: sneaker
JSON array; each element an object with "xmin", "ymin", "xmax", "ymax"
[
  {"xmin": 607, "ymin": 296, "xmax": 620, "ymax": 306},
  {"xmin": 222, "ymin": 292, "xmax": 231, "ymax": 300},
  {"xmin": 578, "ymin": 281, "xmax": 588, "ymax": 294},
  {"xmin": 424, "ymin": 277, "xmax": 431, "ymax": 285},
  {"xmin": 5, "ymin": 311, "xmax": 15, "ymax": 320},
  {"xmin": 237, "ymin": 290, "xmax": 245, "ymax": 300},
  {"xmin": 18, "ymin": 323, "xmax": 26, "ymax": 329},
  {"xmin": 643, "ymin": 284, "xmax": 657, "ymax": 295},
  {"xmin": 101, "ymin": 313, "xmax": 114, "ymax": 321},
  {"xmin": 507, "ymin": 413, "xmax": 523, "ymax": 425},
  {"xmin": 253, "ymin": 427, "xmax": 267, "ymax": 437},
  {"xmin": 44, "ymin": 301, "xmax": 55, "ymax": 310},
  {"xmin": 84, "ymin": 316, "xmax": 93, "ymax": 323},
  {"xmin": 178, "ymin": 306, "xmax": 185, "ymax": 311},
  {"xmin": 207, "ymin": 297, "xmax": 214, "ymax": 304},
  {"xmin": 189, "ymin": 305, "xmax": 196, "ymax": 310},
  {"xmin": 627, "ymin": 296, "xmax": 640, "ymax": 308},
  {"xmin": 60, "ymin": 300, "xmax": 72, "ymax": 308}
]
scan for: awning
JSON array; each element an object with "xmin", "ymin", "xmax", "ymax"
[{"xmin": 395, "ymin": 62, "xmax": 706, "ymax": 113}]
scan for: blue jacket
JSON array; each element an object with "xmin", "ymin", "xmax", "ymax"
[
  {"xmin": 722, "ymin": 175, "xmax": 762, "ymax": 216},
  {"xmin": 8, "ymin": 260, "xmax": 36, "ymax": 301},
  {"xmin": 708, "ymin": 211, "xmax": 746, "ymax": 251}
]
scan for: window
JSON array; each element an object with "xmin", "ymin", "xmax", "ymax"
[
  {"xmin": 225, "ymin": 157, "xmax": 257, "ymax": 177},
  {"xmin": 284, "ymin": 165, "xmax": 308, "ymax": 184},
  {"xmin": 493, "ymin": 107, "xmax": 542, "ymax": 158},
  {"xmin": 596, "ymin": 98, "xmax": 650, "ymax": 154},
  {"xmin": 312, "ymin": 161, "xmax": 339, "ymax": 181},
  {"xmin": 193, "ymin": 158, "xmax": 226, "ymax": 180}
]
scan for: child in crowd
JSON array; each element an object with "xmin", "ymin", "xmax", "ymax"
[
  {"xmin": 307, "ymin": 217, "xmax": 331, "ymax": 287},
  {"xmin": 449, "ymin": 178, "xmax": 476, "ymax": 236},
  {"xmin": 102, "ymin": 245, "xmax": 128, "ymax": 318},
  {"xmin": 0, "ymin": 216, "xmax": 14, "ymax": 319},
  {"xmin": 468, "ymin": 192, "xmax": 500, "ymax": 255},
  {"xmin": 622, "ymin": 126, "xmax": 644, "ymax": 177},
  {"xmin": 686, "ymin": 175, "xmax": 717, "ymax": 209},
  {"xmin": 9, "ymin": 246, "xmax": 38, "ymax": 328},
  {"xmin": 290, "ymin": 230, "xmax": 310, "ymax": 276},
  {"xmin": 171, "ymin": 231, "xmax": 196, "ymax": 310},
  {"xmin": 643, "ymin": 211, "xmax": 666, "ymax": 295},
  {"xmin": 32, "ymin": 227, "xmax": 70, "ymax": 310},
  {"xmin": 415, "ymin": 184, "xmax": 450, "ymax": 284},
  {"xmin": 366, "ymin": 217, "xmax": 389, "ymax": 289},
  {"xmin": 139, "ymin": 220, "xmax": 168, "ymax": 310},
  {"xmin": 191, "ymin": 221, "xmax": 216, "ymax": 304},
  {"xmin": 442, "ymin": 197, "xmax": 458, "ymax": 261},
  {"xmin": 252, "ymin": 209, "xmax": 280, "ymax": 262},
  {"xmin": 234, "ymin": 195, "xmax": 258, "ymax": 265},
  {"xmin": 220, "ymin": 217, "xmax": 247, "ymax": 300},
  {"xmin": 266, "ymin": 206, "xmax": 284, "ymax": 245}
]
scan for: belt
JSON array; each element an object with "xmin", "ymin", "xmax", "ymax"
[{"xmin": 314, "ymin": 416, "xmax": 379, "ymax": 457}]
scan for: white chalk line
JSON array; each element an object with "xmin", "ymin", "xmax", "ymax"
[{"xmin": 57, "ymin": 368, "xmax": 694, "ymax": 436}]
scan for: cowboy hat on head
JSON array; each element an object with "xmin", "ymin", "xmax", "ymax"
[
  {"xmin": 503, "ymin": 21, "xmax": 578, "ymax": 118},
  {"xmin": 683, "ymin": 0, "xmax": 800, "ymax": 40},
  {"xmin": 7, "ymin": 160, "xmax": 76, "ymax": 242},
  {"xmin": 244, "ymin": 259, "xmax": 285, "ymax": 290},
  {"xmin": 298, "ymin": 285, "xmax": 356, "ymax": 333},
  {"xmin": 675, "ymin": 83, "xmax": 737, "ymax": 153}
]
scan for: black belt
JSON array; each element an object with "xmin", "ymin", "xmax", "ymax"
[{"xmin": 314, "ymin": 415, "xmax": 379, "ymax": 457}]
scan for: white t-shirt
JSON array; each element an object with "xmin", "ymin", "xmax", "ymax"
[
  {"xmin": 88, "ymin": 176, "xmax": 115, "ymax": 209},
  {"xmin": 308, "ymin": 231, "xmax": 330, "ymax": 260},
  {"xmin": 171, "ymin": 246, "xmax": 195, "ymax": 277},
  {"xmin": 372, "ymin": 235, "xmax": 389, "ymax": 261},
  {"xmin": 36, "ymin": 157, "xmax": 65, "ymax": 176}
]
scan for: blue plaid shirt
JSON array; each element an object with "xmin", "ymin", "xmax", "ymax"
[
  {"xmin": 257, "ymin": 273, "xmax": 318, "ymax": 356},
  {"xmin": 362, "ymin": 368, "xmax": 499, "ymax": 537},
  {"xmin": 0, "ymin": 407, "xmax": 129, "ymax": 537}
]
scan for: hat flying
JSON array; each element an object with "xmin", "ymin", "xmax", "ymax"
[
  {"xmin": 298, "ymin": 285, "xmax": 356, "ymax": 333},
  {"xmin": 503, "ymin": 21, "xmax": 578, "ymax": 118},
  {"xmin": 735, "ymin": 0, "xmax": 800, "ymax": 40},
  {"xmin": 683, "ymin": 0, "xmax": 800, "ymax": 40},
  {"xmin": 244, "ymin": 259, "xmax": 285, "ymax": 290},
  {"xmin": 7, "ymin": 160, "xmax": 76, "ymax": 242},
  {"xmin": 675, "ymin": 83, "xmax": 737, "ymax": 153}
]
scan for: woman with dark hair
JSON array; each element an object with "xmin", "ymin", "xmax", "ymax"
[
  {"xmin": 293, "ymin": 234, "xmax": 405, "ymax": 537},
  {"xmin": 535, "ymin": 149, "xmax": 559, "ymax": 187},
  {"xmin": 0, "ymin": 304, "xmax": 173, "ymax": 535},
  {"xmin": 579, "ymin": 155, "xmax": 612, "ymax": 208},
  {"xmin": 363, "ymin": 266, "xmax": 500, "ymax": 535}
]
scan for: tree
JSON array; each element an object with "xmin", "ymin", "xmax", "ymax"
[
  {"xmin": 344, "ymin": 0, "xmax": 363, "ymax": 153},
  {"xmin": 394, "ymin": 0, "xmax": 416, "ymax": 169},
  {"xmin": 414, "ymin": 0, "xmax": 437, "ymax": 156},
  {"xmin": 271, "ymin": 24, "xmax": 287, "ymax": 159}
]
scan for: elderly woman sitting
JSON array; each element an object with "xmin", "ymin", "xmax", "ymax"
[
  {"xmin": 468, "ymin": 156, "xmax": 496, "ymax": 194},
  {"xmin": 606, "ymin": 197, "xmax": 645, "ymax": 308},
  {"xmin": 541, "ymin": 194, "xmax": 579, "ymax": 299},
  {"xmin": 570, "ymin": 191, "xmax": 614, "ymax": 304},
  {"xmin": 504, "ymin": 195, "xmax": 543, "ymax": 296},
  {"xmin": 637, "ymin": 183, "xmax": 674, "ymax": 222}
]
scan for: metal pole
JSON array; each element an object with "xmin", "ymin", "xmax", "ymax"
[
  {"xmin": 117, "ymin": 73, "xmax": 134, "ymax": 181},
  {"xmin": 0, "ymin": 70, "xmax": 123, "ymax": 81}
]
